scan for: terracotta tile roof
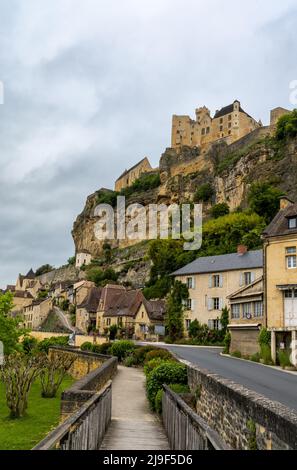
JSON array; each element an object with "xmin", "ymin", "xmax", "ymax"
[{"xmin": 262, "ymin": 202, "xmax": 297, "ymax": 238}]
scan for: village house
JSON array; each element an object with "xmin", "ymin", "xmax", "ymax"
[
  {"xmin": 262, "ymin": 197, "xmax": 297, "ymax": 366},
  {"xmin": 75, "ymin": 250, "xmax": 92, "ymax": 269},
  {"xmin": 11, "ymin": 290, "xmax": 34, "ymax": 314},
  {"xmin": 96, "ymin": 284, "xmax": 144, "ymax": 336},
  {"xmin": 76, "ymin": 286, "xmax": 102, "ymax": 333},
  {"xmin": 134, "ymin": 299, "xmax": 166, "ymax": 341},
  {"xmin": 22, "ymin": 297, "xmax": 53, "ymax": 330},
  {"xmin": 15, "ymin": 269, "xmax": 42, "ymax": 297},
  {"xmin": 73, "ymin": 280, "xmax": 96, "ymax": 307},
  {"xmin": 114, "ymin": 157, "xmax": 152, "ymax": 192},
  {"xmin": 227, "ymin": 276, "xmax": 264, "ymax": 356},
  {"xmin": 172, "ymin": 246, "xmax": 263, "ymax": 332}
]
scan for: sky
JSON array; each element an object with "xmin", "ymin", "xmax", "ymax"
[{"xmin": 0, "ymin": 0, "xmax": 297, "ymax": 287}]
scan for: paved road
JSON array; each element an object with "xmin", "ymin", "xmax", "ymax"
[
  {"xmin": 100, "ymin": 366, "xmax": 169, "ymax": 450},
  {"xmin": 163, "ymin": 345, "xmax": 297, "ymax": 412}
]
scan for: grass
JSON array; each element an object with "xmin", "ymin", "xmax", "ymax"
[{"xmin": 0, "ymin": 375, "xmax": 74, "ymax": 450}]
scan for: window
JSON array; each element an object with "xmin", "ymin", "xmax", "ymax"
[
  {"xmin": 285, "ymin": 290, "xmax": 293, "ymax": 298},
  {"xmin": 287, "ymin": 255, "xmax": 297, "ymax": 269},
  {"xmin": 185, "ymin": 319, "xmax": 191, "ymax": 331},
  {"xmin": 186, "ymin": 299, "xmax": 192, "ymax": 311},
  {"xmin": 243, "ymin": 303, "xmax": 252, "ymax": 319},
  {"xmin": 186, "ymin": 277, "xmax": 194, "ymax": 289},
  {"xmin": 107, "ymin": 318, "xmax": 111, "ymax": 326},
  {"xmin": 220, "ymin": 125, "xmax": 223, "ymax": 131},
  {"xmin": 228, "ymin": 122, "xmax": 232, "ymax": 128},
  {"xmin": 231, "ymin": 304, "xmax": 240, "ymax": 319},
  {"xmin": 202, "ymin": 128, "xmax": 206, "ymax": 135},
  {"xmin": 206, "ymin": 127, "xmax": 210, "ymax": 134},
  {"xmin": 288, "ymin": 218, "xmax": 297, "ymax": 229},
  {"xmin": 244, "ymin": 272, "xmax": 252, "ymax": 285},
  {"xmin": 213, "ymin": 275, "xmax": 220, "ymax": 288},
  {"xmin": 228, "ymin": 114, "xmax": 232, "ymax": 121},
  {"xmin": 208, "ymin": 319, "xmax": 221, "ymax": 330},
  {"xmin": 286, "ymin": 247, "xmax": 296, "ymax": 254},
  {"xmin": 254, "ymin": 302, "xmax": 263, "ymax": 318},
  {"xmin": 213, "ymin": 298, "xmax": 220, "ymax": 310},
  {"xmin": 220, "ymin": 118, "xmax": 223, "ymax": 124}
]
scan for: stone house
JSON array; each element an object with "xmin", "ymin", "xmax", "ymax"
[
  {"xmin": 23, "ymin": 297, "xmax": 53, "ymax": 330},
  {"xmin": 115, "ymin": 157, "xmax": 152, "ymax": 192},
  {"xmin": 11, "ymin": 290, "xmax": 34, "ymax": 314},
  {"xmin": 73, "ymin": 280, "xmax": 96, "ymax": 307},
  {"xmin": 76, "ymin": 287, "xmax": 102, "ymax": 333},
  {"xmin": 262, "ymin": 197, "xmax": 297, "ymax": 365},
  {"xmin": 96, "ymin": 284, "xmax": 144, "ymax": 336},
  {"xmin": 134, "ymin": 299, "xmax": 166, "ymax": 340},
  {"xmin": 15, "ymin": 269, "xmax": 42, "ymax": 297},
  {"xmin": 171, "ymin": 100, "xmax": 261, "ymax": 151},
  {"xmin": 227, "ymin": 276, "xmax": 264, "ymax": 356},
  {"xmin": 172, "ymin": 246, "xmax": 263, "ymax": 332},
  {"xmin": 75, "ymin": 250, "xmax": 92, "ymax": 269}
]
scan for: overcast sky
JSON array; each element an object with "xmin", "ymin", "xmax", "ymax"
[{"xmin": 0, "ymin": 0, "xmax": 297, "ymax": 287}]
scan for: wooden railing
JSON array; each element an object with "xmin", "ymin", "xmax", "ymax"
[
  {"xmin": 162, "ymin": 385, "xmax": 229, "ymax": 450},
  {"xmin": 33, "ymin": 381, "xmax": 112, "ymax": 450}
]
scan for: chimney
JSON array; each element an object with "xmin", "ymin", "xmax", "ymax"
[
  {"xmin": 237, "ymin": 245, "xmax": 248, "ymax": 256},
  {"xmin": 279, "ymin": 196, "xmax": 294, "ymax": 210}
]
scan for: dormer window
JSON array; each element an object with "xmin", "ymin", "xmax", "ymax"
[{"xmin": 288, "ymin": 217, "xmax": 297, "ymax": 229}]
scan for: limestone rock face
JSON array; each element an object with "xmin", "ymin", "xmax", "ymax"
[{"xmin": 72, "ymin": 136, "xmax": 297, "ymax": 262}]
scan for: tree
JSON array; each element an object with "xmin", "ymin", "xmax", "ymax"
[
  {"xmin": 86, "ymin": 267, "xmax": 118, "ymax": 287},
  {"xmin": 165, "ymin": 281, "xmax": 189, "ymax": 342},
  {"xmin": 220, "ymin": 307, "xmax": 229, "ymax": 334},
  {"xmin": 0, "ymin": 292, "xmax": 23, "ymax": 354},
  {"xmin": 248, "ymin": 182, "xmax": 283, "ymax": 223},
  {"xmin": 109, "ymin": 324, "xmax": 118, "ymax": 340},
  {"xmin": 67, "ymin": 256, "xmax": 76, "ymax": 266},
  {"xmin": 210, "ymin": 203, "xmax": 230, "ymax": 219},
  {"xmin": 188, "ymin": 319, "xmax": 200, "ymax": 339},
  {"xmin": 194, "ymin": 183, "xmax": 214, "ymax": 203},
  {"xmin": 0, "ymin": 353, "xmax": 45, "ymax": 418},
  {"xmin": 35, "ymin": 264, "xmax": 54, "ymax": 276},
  {"xmin": 275, "ymin": 109, "xmax": 297, "ymax": 141},
  {"xmin": 40, "ymin": 352, "xmax": 76, "ymax": 398}
]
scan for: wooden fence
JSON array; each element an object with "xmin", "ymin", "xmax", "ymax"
[
  {"xmin": 33, "ymin": 381, "xmax": 112, "ymax": 450},
  {"xmin": 162, "ymin": 385, "xmax": 229, "ymax": 450}
]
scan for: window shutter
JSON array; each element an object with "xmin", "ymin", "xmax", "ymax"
[
  {"xmin": 192, "ymin": 277, "xmax": 195, "ymax": 289},
  {"xmin": 239, "ymin": 273, "xmax": 244, "ymax": 287},
  {"xmin": 191, "ymin": 299, "xmax": 195, "ymax": 311},
  {"xmin": 208, "ymin": 298, "xmax": 212, "ymax": 311},
  {"xmin": 209, "ymin": 275, "xmax": 212, "ymax": 288},
  {"xmin": 219, "ymin": 274, "xmax": 223, "ymax": 288},
  {"xmin": 219, "ymin": 298, "xmax": 223, "ymax": 310},
  {"xmin": 251, "ymin": 272, "xmax": 255, "ymax": 283},
  {"xmin": 208, "ymin": 319, "xmax": 213, "ymax": 329}
]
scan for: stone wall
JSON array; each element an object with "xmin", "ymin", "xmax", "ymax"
[
  {"xmin": 187, "ymin": 363, "xmax": 297, "ymax": 450},
  {"xmin": 36, "ymin": 265, "xmax": 85, "ymax": 285},
  {"xmin": 48, "ymin": 346, "xmax": 117, "ymax": 420},
  {"xmin": 229, "ymin": 328, "xmax": 260, "ymax": 356}
]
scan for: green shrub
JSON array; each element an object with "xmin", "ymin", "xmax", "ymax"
[
  {"xmin": 80, "ymin": 341, "xmax": 93, "ymax": 351},
  {"xmin": 109, "ymin": 324, "xmax": 118, "ymax": 340},
  {"xmin": 260, "ymin": 344, "xmax": 272, "ymax": 365},
  {"xmin": 22, "ymin": 336, "xmax": 38, "ymax": 354},
  {"xmin": 155, "ymin": 389, "xmax": 163, "ymax": 414},
  {"xmin": 250, "ymin": 352, "xmax": 261, "ymax": 363},
  {"xmin": 37, "ymin": 336, "xmax": 69, "ymax": 354},
  {"xmin": 133, "ymin": 346, "xmax": 156, "ymax": 365},
  {"xmin": 275, "ymin": 109, "xmax": 297, "ymax": 141},
  {"xmin": 146, "ymin": 362, "xmax": 187, "ymax": 410},
  {"xmin": 123, "ymin": 354, "xmax": 138, "ymax": 368},
  {"xmin": 144, "ymin": 358, "xmax": 172, "ymax": 377},
  {"xmin": 231, "ymin": 350, "xmax": 242, "ymax": 358},
  {"xmin": 223, "ymin": 331, "xmax": 231, "ymax": 354},
  {"xmin": 247, "ymin": 419, "xmax": 258, "ymax": 450},
  {"xmin": 278, "ymin": 350, "xmax": 292, "ymax": 369},
  {"xmin": 194, "ymin": 183, "xmax": 214, "ymax": 203},
  {"xmin": 99, "ymin": 342, "xmax": 112, "ymax": 355},
  {"xmin": 154, "ymin": 383, "xmax": 190, "ymax": 415},
  {"xmin": 109, "ymin": 340, "xmax": 135, "ymax": 361},
  {"xmin": 258, "ymin": 328, "xmax": 271, "ymax": 346},
  {"xmin": 91, "ymin": 344, "xmax": 102, "ymax": 354},
  {"xmin": 144, "ymin": 348, "xmax": 173, "ymax": 364},
  {"xmin": 210, "ymin": 203, "xmax": 230, "ymax": 219}
]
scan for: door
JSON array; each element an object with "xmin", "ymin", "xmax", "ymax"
[{"xmin": 284, "ymin": 291, "xmax": 297, "ymax": 327}]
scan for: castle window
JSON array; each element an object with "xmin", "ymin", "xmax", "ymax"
[
  {"xmin": 228, "ymin": 115, "xmax": 232, "ymax": 121},
  {"xmin": 206, "ymin": 127, "xmax": 210, "ymax": 134},
  {"xmin": 202, "ymin": 128, "xmax": 206, "ymax": 135},
  {"xmin": 220, "ymin": 118, "xmax": 223, "ymax": 124},
  {"xmin": 220, "ymin": 125, "xmax": 223, "ymax": 132},
  {"xmin": 228, "ymin": 131, "xmax": 231, "ymax": 135},
  {"xmin": 228, "ymin": 122, "xmax": 232, "ymax": 128}
]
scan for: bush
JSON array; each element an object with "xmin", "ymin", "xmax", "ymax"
[
  {"xmin": 194, "ymin": 183, "xmax": 214, "ymax": 203},
  {"xmin": 154, "ymin": 389, "xmax": 163, "ymax": 414},
  {"xmin": 123, "ymin": 354, "xmax": 138, "ymax": 368},
  {"xmin": 250, "ymin": 352, "xmax": 261, "ymax": 363},
  {"xmin": 278, "ymin": 350, "xmax": 292, "ymax": 369},
  {"xmin": 223, "ymin": 331, "xmax": 231, "ymax": 354},
  {"xmin": 144, "ymin": 358, "xmax": 172, "ymax": 377},
  {"xmin": 109, "ymin": 324, "xmax": 118, "ymax": 341},
  {"xmin": 146, "ymin": 362, "xmax": 187, "ymax": 410},
  {"xmin": 259, "ymin": 328, "xmax": 271, "ymax": 346},
  {"xmin": 37, "ymin": 336, "xmax": 69, "ymax": 354},
  {"xmin": 260, "ymin": 344, "xmax": 273, "ymax": 365},
  {"xmin": 231, "ymin": 350, "xmax": 242, "ymax": 358},
  {"xmin": 248, "ymin": 182, "xmax": 283, "ymax": 223},
  {"xmin": 80, "ymin": 341, "xmax": 93, "ymax": 351},
  {"xmin": 109, "ymin": 340, "xmax": 136, "ymax": 361},
  {"xmin": 99, "ymin": 342, "xmax": 112, "ymax": 355},
  {"xmin": 133, "ymin": 346, "xmax": 156, "ymax": 365},
  {"xmin": 144, "ymin": 348, "xmax": 173, "ymax": 364},
  {"xmin": 22, "ymin": 336, "xmax": 38, "ymax": 354},
  {"xmin": 91, "ymin": 344, "xmax": 102, "ymax": 354},
  {"xmin": 275, "ymin": 109, "xmax": 297, "ymax": 141},
  {"xmin": 210, "ymin": 203, "xmax": 230, "ymax": 219}
]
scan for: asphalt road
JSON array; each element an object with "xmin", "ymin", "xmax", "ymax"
[{"xmin": 164, "ymin": 345, "xmax": 297, "ymax": 412}]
